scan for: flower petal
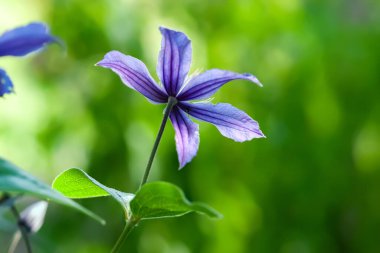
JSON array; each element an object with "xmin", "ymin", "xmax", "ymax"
[
  {"xmin": 0, "ymin": 68, "xmax": 13, "ymax": 97},
  {"xmin": 0, "ymin": 22, "xmax": 58, "ymax": 57},
  {"xmin": 157, "ymin": 27, "xmax": 192, "ymax": 96},
  {"xmin": 179, "ymin": 102, "xmax": 265, "ymax": 142},
  {"xmin": 20, "ymin": 201, "xmax": 48, "ymax": 233},
  {"xmin": 97, "ymin": 50, "xmax": 168, "ymax": 103},
  {"xmin": 169, "ymin": 106, "xmax": 200, "ymax": 169},
  {"xmin": 177, "ymin": 69, "xmax": 262, "ymax": 101}
]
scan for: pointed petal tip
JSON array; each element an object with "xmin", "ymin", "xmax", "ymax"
[
  {"xmin": 253, "ymin": 132, "xmax": 266, "ymax": 140},
  {"xmin": 94, "ymin": 60, "xmax": 104, "ymax": 67},
  {"xmin": 236, "ymin": 127, "xmax": 266, "ymax": 142},
  {"xmin": 181, "ymin": 102, "xmax": 265, "ymax": 142},
  {"xmin": 178, "ymin": 151, "xmax": 198, "ymax": 169},
  {"xmin": 250, "ymin": 126, "xmax": 266, "ymax": 140},
  {"xmin": 232, "ymin": 134, "xmax": 265, "ymax": 143},
  {"xmin": 95, "ymin": 51, "xmax": 122, "ymax": 67},
  {"xmin": 242, "ymin": 73, "xmax": 263, "ymax": 87},
  {"xmin": 31, "ymin": 23, "xmax": 62, "ymax": 47},
  {"xmin": 158, "ymin": 26, "xmax": 170, "ymax": 35},
  {"xmin": 94, "ymin": 50, "xmax": 168, "ymax": 103},
  {"xmin": 53, "ymin": 36, "xmax": 66, "ymax": 49},
  {"xmin": 159, "ymin": 26, "xmax": 191, "ymax": 44},
  {"xmin": 256, "ymin": 80, "xmax": 264, "ymax": 87},
  {"xmin": 94, "ymin": 61, "xmax": 106, "ymax": 69},
  {"xmin": 159, "ymin": 26, "xmax": 180, "ymax": 34},
  {"xmin": 178, "ymin": 69, "xmax": 262, "ymax": 101},
  {"xmin": 158, "ymin": 26, "xmax": 191, "ymax": 44},
  {"xmin": 177, "ymin": 156, "xmax": 193, "ymax": 170}
]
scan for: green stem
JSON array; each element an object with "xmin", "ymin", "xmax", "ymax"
[
  {"xmin": 0, "ymin": 193, "xmax": 9, "ymax": 205},
  {"xmin": 0, "ymin": 193, "xmax": 22, "ymax": 207},
  {"xmin": 112, "ymin": 97, "xmax": 177, "ymax": 252},
  {"xmin": 140, "ymin": 96, "xmax": 177, "ymax": 187},
  {"xmin": 111, "ymin": 218, "xmax": 139, "ymax": 253},
  {"xmin": 10, "ymin": 204, "xmax": 32, "ymax": 253}
]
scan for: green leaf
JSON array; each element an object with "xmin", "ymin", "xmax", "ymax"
[
  {"xmin": 52, "ymin": 168, "xmax": 134, "ymax": 217},
  {"xmin": 0, "ymin": 158, "xmax": 105, "ymax": 225},
  {"xmin": 130, "ymin": 181, "xmax": 222, "ymax": 220}
]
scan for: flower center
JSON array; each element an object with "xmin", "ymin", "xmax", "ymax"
[{"xmin": 167, "ymin": 96, "xmax": 178, "ymax": 106}]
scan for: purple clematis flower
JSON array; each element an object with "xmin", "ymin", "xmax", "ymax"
[
  {"xmin": 0, "ymin": 22, "xmax": 58, "ymax": 97},
  {"xmin": 97, "ymin": 27, "xmax": 265, "ymax": 169}
]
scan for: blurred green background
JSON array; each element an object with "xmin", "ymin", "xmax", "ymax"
[{"xmin": 1, "ymin": 0, "xmax": 380, "ymax": 252}]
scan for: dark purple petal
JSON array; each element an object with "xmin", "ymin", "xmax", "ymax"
[
  {"xmin": 179, "ymin": 102, "xmax": 265, "ymax": 142},
  {"xmin": 157, "ymin": 27, "xmax": 192, "ymax": 96},
  {"xmin": 169, "ymin": 106, "xmax": 200, "ymax": 169},
  {"xmin": 177, "ymin": 69, "xmax": 262, "ymax": 101},
  {"xmin": 96, "ymin": 51, "xmax": 168, "ymax": 103},
  {"xmin": 0, "ymin": 22, "xmax": 58, "ymax": 57},
  {"xmin": 0, "ymin": 68, "xmax": 13, "ymax": 97}
]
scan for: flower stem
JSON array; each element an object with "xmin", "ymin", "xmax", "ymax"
[
  {"xmin": 140, "ymin": 96, "xmax": 177, "ymax": 187},
  {"xmin": 10, "ymin": 203, "xmax": 32, "ymax": 253},
  {"xmin": 111, "ymin": 218, "xmax": 139, "ymax": 253},
  {"xmin": 112, "ymin": 97, "xmax": 177, "ymax": 252},
  {"xmin": 0, "ymin": 193, "xmax": 9, "ymax": 205}
]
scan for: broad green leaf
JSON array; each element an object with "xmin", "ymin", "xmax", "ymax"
[
  {"xmin": 0, "ymin": 158, "xmax": 105, "ymax": 224},
  {"xmin": 52, "ymin": 168, "xmax": 134, "ymax": 216},
  {"xmin": 130, "ymin": 181, "xmax": 222, "ymax": 220}
]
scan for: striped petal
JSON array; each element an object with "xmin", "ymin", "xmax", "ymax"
[
  {"xmin": 157, "ymin": 27, "xmax": 192, "ymax": 96},
  {"xmin": 97, "ymin": 51, "xmax": 168, "ymax": 103},
  {"xmin": 169, "ymin": 106, "xmax": 200, "ymax": 169},
  {"xmin": 177, "ymin": 69, "xmax": 262, "ymax": 101},
  {"xmin": 179, "ymin": 102, "xmax": 265, "ymax": 142}
]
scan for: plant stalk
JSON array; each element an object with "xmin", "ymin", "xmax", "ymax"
[
  {"xmin": 112, "ymin": 96, "xmax": 177, "ymax": 252},
  {"xmin": 0, "ymin": 193, "xmax": 10, "ymax": 206},
  {"xmin": 111, "ymin": 218, "xmax": 139, "ymax": 253},
  {"xmin": 10, "ymin": 204, "xmax": 32, "ymax": 253},
  {"xmin": 140, "ymin": 96, "xmax": 177, "ymax": 187}
]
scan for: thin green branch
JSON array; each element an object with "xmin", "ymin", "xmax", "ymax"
[
  {"xmin": 140, "ymin": 96, "xmax": 177, "ymax": 187},
  {"xmin": 111, "ymin": 218, "xmax": 139, "ymax": 253},
  {"xmin": 10, "ymin": 204, "xmax": 32, "ymax": 253}
]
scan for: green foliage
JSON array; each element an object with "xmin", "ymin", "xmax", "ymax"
[
  {"xmin": 0, "ymin": 158, "xmax": 104, "ymax": 224},
  {"xmin": 53, "ymin": 168, "xmax": 133, "ymax": 216},
  {"xmin": 53, "ymin": 168, "xmax": 110, "ymax": 198},
  {"xmin": 53, "ymin": 169, "xmax": 221, "ymax": 220},
  {"xmin": 131, "ymin": 182, "xmax": 222, "ymax": 220},
  {"xmin": 1, "ymin": 0, "xmax": 380, "ymax": 252}
]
